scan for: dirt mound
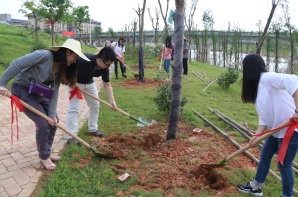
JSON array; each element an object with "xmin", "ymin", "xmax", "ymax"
[
  {"xmin": 130, "ymin": 65, "xmax": 156, "ymax": 69},
  {"xmin": 91, "ymin": 120, "xmax": 258, "ymax": 196},
  {"xmin": 118, "ymin": 78, "xmax": 158, "ymax": 88}
]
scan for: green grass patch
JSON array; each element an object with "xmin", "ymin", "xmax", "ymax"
[{"xmin": 1, "ymin": 24, "xmax": 298, "ymax": 196}]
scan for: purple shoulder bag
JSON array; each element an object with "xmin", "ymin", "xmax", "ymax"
[
  {"xmin": 29, "ymin": 81, "xmax": 54, "ymax": 99},
  {"xmin": 28, "ymin": 66, "xmax": 55, "ymax": 99}
]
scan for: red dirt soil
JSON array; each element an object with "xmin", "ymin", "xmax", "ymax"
[
  {"xmin": 91, "ymin": 77, "xmax": 260, "ymax": 196},
  {"xmin": 91, "ymin": 119, "xmax": 259, "ymax": 196}
]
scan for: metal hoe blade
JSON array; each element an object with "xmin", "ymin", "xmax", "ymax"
[{"xmin": 137, "ymin": 117, "xmax": 157, "ymax": 127}]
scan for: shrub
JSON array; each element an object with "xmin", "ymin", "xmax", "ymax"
[
  {"xmin": 125, "ymin": 43, "xmax": 163, "ymax": 60},
  {"xmin": 30, "ymin": 41, "xmax": 48, "ymax": 52},
  {"xmin": 153, "ymin": 69, "xmax": 168, "ymax": 81},
  {"xmin": 153, "ymin": 81, "xmax": 188, "ymax": 114},
  {"xmin": 217, "ymin": 67, "xmax": 239, "ymax": 90}
]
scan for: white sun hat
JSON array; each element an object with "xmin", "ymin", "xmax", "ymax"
[{"xmin": 50, "ymin": 39, "xmax": 90, "ymax": 61}]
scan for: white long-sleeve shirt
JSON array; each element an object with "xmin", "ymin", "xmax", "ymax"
[{"xmin": 256, "ymin": 72, "xmax": 298, "ymax": 138}]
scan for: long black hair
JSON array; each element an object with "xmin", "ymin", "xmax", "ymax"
[
  {"xmin": 52, "ymin": 47, "xmax": 78, "ymax": 87},
  {"xmin": 241, "ymin": 53, "xmax": 267, "ymax": 103},
  {"xmin": 165, "ymin": 35, "xmax": 173, "ymax": 49},
  {"xmin": 118, "ymin": 37, "xmax": 126, "ymax": 47}
]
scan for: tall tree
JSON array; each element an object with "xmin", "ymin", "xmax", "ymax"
[
  {"xmin": 132, "ymin": 19, "xmax": 138, "ymax": 46},
  {"xmin": 134, "ymin": 1, "xmax": 146, "ymax": 82},
  {"xmin": 19, "ymin": 0, "xmax": 41, "ymax": 42},
  {"xmin": 201, "ymin": 9, "xmax": 214, "ymax": 63},
  {"xmin": 282, "ymin": 2, "xmax": 295, "ymax": 74},
  {"xmin": 38, "ymin": 0, "xmax": 72, "ymax": 45},
  {"xmin": 256, "ymin": 0, "xmax": 283, "ymax": 54},
  {"xmin": 157, "ymin": 0, "xmax": 170, "ymax": 36},
  {"xmin": 148, "ymin": 7, "xmax": 159, "ymax": 44},
  {"xmin": 255, "ymin": 19, "xmax": 263, "ymax": 47},
  {"xmin": 72, "ymin": 6, "xmax": 90, "ymax": 42},
  {"xmin": 107, "ymin": 27, "xmax": 116, "ymax": 39},
  {"xmin": 94, "ymin": 26, "xmax": 102, "ymax": 46},
  {"xmin": 184, "ymin": 0, "xmax": 198, "ymax": 62},
  {"xmin": 166, "ymin": 0, "xmax": 185, "ymax": 140},
  {"xmin": 272, "ymin": 19, "xmax": 283, "ymax": 73},
  {"xmin": 125, "ymin": 24, "xmax": 130, "ymax": 43}
]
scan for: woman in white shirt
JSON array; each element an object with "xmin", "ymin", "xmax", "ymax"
[
  {"xmin": 111, "ymin": 37, "xmax": 126, "ymax": 79},
  {"xmin": 238, "ymin": 53, "xmax": 298, "ymax": 197}
]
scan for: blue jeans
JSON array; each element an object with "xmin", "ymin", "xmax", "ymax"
[
  {"xmin": 253, "ymin": 132, "xmax": 298, "ymax": 197},
  {"xmin": 164, "ymin": 59, "xmax": 170, "ymax": 74}
]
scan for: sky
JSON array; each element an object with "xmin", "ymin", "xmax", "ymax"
[{"xmin": 0, "ymin": 0, "xmax": 298, "ymax": 32}]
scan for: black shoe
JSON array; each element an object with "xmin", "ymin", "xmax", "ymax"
[
  {"xmin": 67, "ymin": 138, "xmax": 81, "ymax": 146},
  {"xmin": 115, "ymin": 77, "xmax": 118, "ymax": 79},
  {"xmin": 237, "ymin": 182, "xmax": 263, "ymax": 196},
  {"xmin": 122, "ymin": 74, "xmax": 127, "ymax": 78},
  {"xmin": 89, "ymin": 130, "xmax": 104, "ymax": 137}
]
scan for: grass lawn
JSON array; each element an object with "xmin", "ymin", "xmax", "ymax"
[
  {"xmin": 1, "ymin": 23, "xmax": 298, "ymax": 197},
  {"xmin": 37, "ymin": 59, "xmax": 298, "ymax": 196}
]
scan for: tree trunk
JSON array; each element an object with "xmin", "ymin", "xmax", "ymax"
[
  {"xmin": 138, "ymin": 0, "xmax": 146, "ymax": 82},
  {"xmin": 166, "ymin": 0, "xmax": 184, "ymax": 140},
  {"xmin": 51, "ymin": 23, "xmax": 54, "ymax": 46},
  {"xmin": 256, "ymin": 2, "xmax": 278, "ymax": 54},
  {"xmin": 133, "ymin": 30, "xmax": 136, "ymax": 46},
  {"xmin": 275, "ymin": 30, "xmax": 279, "ymax": 72},
  {"xmin": 34, "ymin": 15, "xmax": 38, "ymax": 41},
  {"xmin": 265, "ymin": 36, "xmax": 271, "ymax": 71},
  {"xmin": 79, "ymin": 29, "xmax": 82, "ymax": 43},
  {"xmin": 289, "ymin": 29, "xmax": 294, "ymax": 74}
]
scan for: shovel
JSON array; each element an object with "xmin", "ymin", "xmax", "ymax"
[
  {"xmin": 7, "ymin": 92, "xmax": 115, "ymax": 159},
  {"xmin": 202, "ymin": 119, "xmax": 292, "ymax": 168},
  {"xmin": 116, "ymin": 55, "xmax": 138, "ymax": 78},
  {"xmin": 78, "ymin": 88, "xmax": 156, "ymax": 127}
]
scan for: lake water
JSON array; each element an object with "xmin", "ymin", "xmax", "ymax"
[{"xmin": 190, "ymin": 50, "xmax": 290, "ymax": 73}]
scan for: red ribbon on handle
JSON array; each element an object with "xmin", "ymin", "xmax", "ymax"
[
  {"xmin": 10, "ymin": 95, "xmax": 24, "ymax": 144},
  {"xmin": 254, "ymin": 117, "xmax": 298, "ymax": 166},
  {"xmin": 69, "ymin": 86, "xmax": 83, "ymax": 100},
  {"xmin": 116, "ymin": 54, "xmax": 124, "ymax": 64}
]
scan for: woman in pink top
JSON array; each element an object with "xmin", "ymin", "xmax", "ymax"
[{"xmin": 162, "ymin": 36, "xmax": 173, "ymax": 79}]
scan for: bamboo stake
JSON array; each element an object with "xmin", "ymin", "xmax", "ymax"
[
  {"xmin": 209, "ymin": 108, "xmax": 251, "ymax": 140},
  {"xmin": 209, "ymin": 108, "xmax": 298, "ymax": 174},
  {"xmin": 202, "ymin": 72, "xmax": 212, "ymax": 83},
  {"xmin": 214, "ymin": 109, "xmax": 298, "ymax": 170},
  {"xmin": 202, "ymin": 79, "xmax": 217, "ymax": 92},
  {"xmin": 214, "ymin": 109, "xmax": 254, "ymax": 136},
  {"xmin": 192, "ymin": 71, "xmax": 209, "ymax": 83},
  {"xmin": 183, "ymin": 75, "xmax": 191, "ymax": 82},
  {"xmin": 192, "ymin": 109, "xmax": 298, "ymax": 195}
]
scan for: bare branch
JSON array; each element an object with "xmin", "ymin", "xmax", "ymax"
[{"xmin": 157, "ymin": 0, "xmax": 170, "ymax": 35}]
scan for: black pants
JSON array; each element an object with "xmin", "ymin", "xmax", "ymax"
[
  {"xmin": 114, "ymin": 59, "xmax": 125, "ymax": 78},
  {"xmin": 183, "ymin": 58, "xmax": 188, "ymax": 75}
]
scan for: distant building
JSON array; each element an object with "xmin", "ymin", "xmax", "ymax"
[
  {"xmin": 0, "ymin": 13, "xmax": 101, "ymax": 35},
  {"xmin": 28, "ymin": 16, "xmax": 101, "ymax": 35},
  {"xmin": 0, "ymin": 14, "xmax": 11, "ymax": 22},
  {"xmin": 0, "ymin": 14, "xmax": 28, "ymax": 27}
]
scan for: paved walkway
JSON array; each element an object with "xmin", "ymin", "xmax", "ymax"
[{"xmin": 0, "ymin": 77, "xmax": 103, "ymax": 197}]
